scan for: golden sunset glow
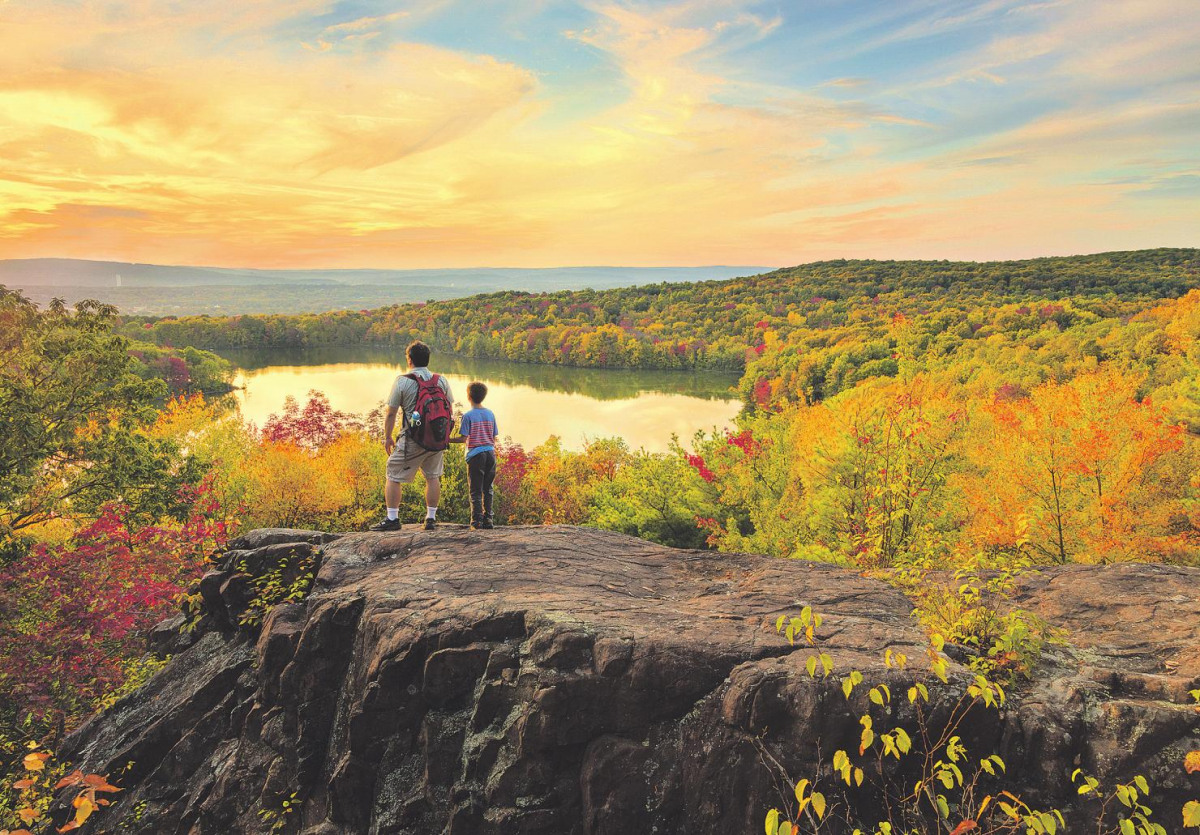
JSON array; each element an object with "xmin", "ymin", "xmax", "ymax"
[{"xmin": 1, "ymin": 0, "xmax": 1197, "ymax": 267}]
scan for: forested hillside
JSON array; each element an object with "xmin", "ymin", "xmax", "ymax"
[{"xmin": 121, "ymin": 249, "xmax": 1200, "ymax": 371}]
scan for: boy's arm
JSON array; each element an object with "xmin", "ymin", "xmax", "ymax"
[{"xmin": 450, "ymin": 413, "xmax": 469, "ymax": 444}]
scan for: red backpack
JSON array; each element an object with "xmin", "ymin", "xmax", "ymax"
[{"xmin": 405, "ymin": 373, "xmax": 453, "ymax": 451}]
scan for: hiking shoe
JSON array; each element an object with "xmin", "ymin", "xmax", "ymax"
[
  {"xmin": 480, "ymin": 520, "xmax": 495, "ymax": 529},
  {"xmin": 369, "ymin": 518, "xmax": 401, "ymax": 532},
  {"xmin": 423, "ymin": 517, "xmax": 436, "ymax": 531}
]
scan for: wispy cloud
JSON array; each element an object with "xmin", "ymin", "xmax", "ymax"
[
  {"xmin": 302, "ymin": 9, "xmax": 410, "ymax": 51},
  {"xmin": 825, "ymin": 77, "xmax": 868, "ymax": 88},
  {"xmin": 325, "ymin": 10, "xmax": 409, "ymax": 34}
]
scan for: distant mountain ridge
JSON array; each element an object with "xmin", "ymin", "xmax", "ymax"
[
  {"xmin": 0, "ymin": 258, "xmax": 769, "ymax": 316},
  {"xmin": 0, "ymin": 258, "xmax": 770, "ymax": 287}
]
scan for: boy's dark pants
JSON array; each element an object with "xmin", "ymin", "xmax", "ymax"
[{"xmin": 467, "ymin": 450, "xmax": 496, "ymax": 525}]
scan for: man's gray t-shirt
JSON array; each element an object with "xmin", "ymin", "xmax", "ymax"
[{"xmin": 387, "ymin": 367, "xmax": 453, "ymax": 424}]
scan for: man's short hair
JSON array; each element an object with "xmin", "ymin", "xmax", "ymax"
[
  {"xmin": 406, "ymin": 340, "xmax": 431, "ymax": 368},
  {"xmin": 467, "ymin": 381, "xmax": 488, "ymax": 404}
]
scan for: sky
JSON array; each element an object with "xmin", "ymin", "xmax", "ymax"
[{"xmin": 0, "ymin": 0, "xmax": 1197, "ymax": 269}]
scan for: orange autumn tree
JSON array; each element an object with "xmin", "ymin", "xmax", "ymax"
[
  {"xmin": 1134, "ymin": 288, "xmax": 1200, "ymax": 433},
  {"xmin": 695, "ymin": 376, "xmax": 966, "ymax": 566},
  {"xmin": 790, "ymin": 377, "xmax": 967, "ymax": 567},
  {"xmin": 963, "ymin": 368, "xmax": 1190, "ymax": 564},
  {"xmin": 1140, "ymin": 288, "xmax": 1200, "ymax": 358},
  {"xmin": 501, "ymin": 437, "xmax": 633, "ymax": 525},
  {"xmin": 241, "ymin": 432, "xmax": 386, "ymax": 532}
]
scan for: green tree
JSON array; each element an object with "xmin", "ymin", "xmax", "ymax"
[
  {"xmin": 588, "ymin": 446, "xmax": 711, "ymax": 548},
  {"xmin": 0, "ymin": 288, "xmax": 187, "ymax": 552}
]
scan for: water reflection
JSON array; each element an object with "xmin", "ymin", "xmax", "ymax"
[{"xmin": 221, "ymin": 348, "xmax": 742, "ymax": 452}]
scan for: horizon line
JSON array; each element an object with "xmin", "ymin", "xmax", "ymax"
[{"xmin": 2, "ymin": 245, "xmax": 1197, "ymax": 274}]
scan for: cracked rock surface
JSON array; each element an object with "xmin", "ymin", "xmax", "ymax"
[{"xmin": 61, "ymin": 526, "xmax": 1200, "ymax": 834}]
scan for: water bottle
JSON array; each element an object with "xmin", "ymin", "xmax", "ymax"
[{"xmin": 411, "ymin": 410, "xmax": 422, "ymax": 427}]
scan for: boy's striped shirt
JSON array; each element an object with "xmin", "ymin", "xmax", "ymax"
[{"xmin": 459, "ymin": 408, "xmax": 497, "ymax": 459}]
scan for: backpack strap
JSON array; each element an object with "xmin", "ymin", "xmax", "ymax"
[
  {"xmin": 401, "ymin": 372, "xmax": 421, "ymax": 431},
  {"xmin": 405, "ymin": 372, "xmax": 439, "ymax": 389}
]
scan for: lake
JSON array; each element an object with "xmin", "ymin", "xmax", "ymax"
[{"xmin": 221, "ymin": 348, "xmax": 742, "ymax": 452}]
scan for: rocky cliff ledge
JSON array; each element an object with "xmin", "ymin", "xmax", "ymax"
[{"xmin": 61, "ymin": 527, "xmax": 1200, "ymax": 834}]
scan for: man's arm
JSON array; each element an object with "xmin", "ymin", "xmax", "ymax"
[
  {"xmin": 383, "ymin": 406, "xmax": 398, "ymax": 455},
  {"xmin": 384, "ymin": 375, "xmax": 408, "ymax": 455}
]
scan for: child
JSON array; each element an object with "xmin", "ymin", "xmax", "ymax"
[{"xmin": 451, "ymin": 381, "xmax": 498, "ymax": 529}]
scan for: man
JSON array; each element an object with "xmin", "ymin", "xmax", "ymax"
[{"xmin": 369, "ymin": 340, "xmax": 453, "ymax": 532}]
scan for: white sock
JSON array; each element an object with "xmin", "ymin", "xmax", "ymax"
[
  {"xmin": 386, "ymin": 507, "xmax": 399, "ymax": 521},
  {"xmin": 426, "ymin": 506, "xmax": 437, "ymax": 519}
]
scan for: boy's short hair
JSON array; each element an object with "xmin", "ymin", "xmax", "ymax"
[
  {"xmin": 406, "ymin": 340, "xmax": 431, "ymax": 368},
  {"xmin": 467, "ymin": 381, "xmax": 488, "ymax": 404}
]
